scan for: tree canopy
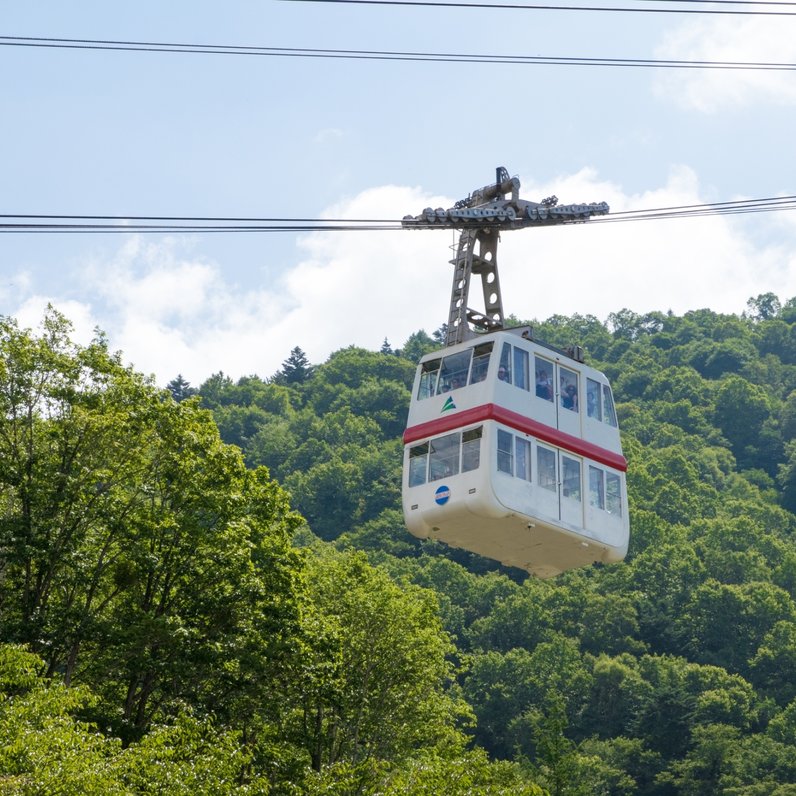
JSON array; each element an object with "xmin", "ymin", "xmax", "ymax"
[{"xmin": 3, "ymin": 296, "xmax": 796, "ymax": 794}]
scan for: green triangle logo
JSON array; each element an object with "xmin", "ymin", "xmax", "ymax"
[{"xmin": 442, "ymin": 396, "xmax": 456, "ymax": 412}]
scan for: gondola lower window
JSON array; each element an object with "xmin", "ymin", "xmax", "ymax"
[
  {"xmin": 537, "ymin": 445, "xmax": 557, "ymax": 492},
  {"xmin": 589, "ymin": 465, "xmax": 622, "ymax": 515},
  {"xmin": 408, "ymin": 427, "xmax": 483, "ymax": 486},
  {"xmin": 497, "ymin": 429, "xmax": 531, "ymax": 481}
]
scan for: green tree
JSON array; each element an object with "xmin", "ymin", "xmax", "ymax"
[
  {"xmin": 713, "ymin": 375, "xmax": 774, "ymax": 471},
  {"xmin": 378, "ymin": 748, "xmax": 546, "ymax": 795},
  {"xmin": 0, "ymin": 644, "xmax": 270, "ymax": 795},
  {"xmin": 778, "ymin": 439, "xmax": 796, "ymax": 512},
  {"xmin": 307, "ymin": 346, "xmax": 415, "ymax": 398},
  {"xmin": 288, "ymin": 551, "xmax": 471, "ymax": 773},
  {"xmin": 196, "ymin": 371, "xmax": 235, "ymax": 408},
  {"xmin": 525, "ymin": 694, "xmax": 583, "ymax": 796},
  {"xmin": 285, "ymin": 456, "xmax": 364, "ymax": 539},
  {"xmin": 576, "ymin": 736, "xmax": 662, "ymax": 796},
  {"xmin": 328, "ymin": 378, "xmax": 411, "ymax": 440},
  {"xmin": 0, "ymin": 310, "xmax": 163, "ymax": 677},
  {"xmin": 624, "ymin": 541, "xmax": 706, "ymax": 653},
  {"xmin": 657, "ymin": 723, "xmax": 740, "ymax": 796},
  {"xmin": 0, "ymin": 311, "xmax": 305, "ymax": 742},
  {"xmin": 749, "ymin": 621, "xmax": 796, "ymax": 705},
  {"xmin": 674, "ymin": 579, "xmax": 796, "ymax": 675},
  {"xmin": 166, "ymin": 373, "xmax": 197, "ymax": 402},
  {"xmin": 116, "ymin": 712, "xmax": 266, "ymax": 795},
  {"xmin": 581, "ymin": 654, "xmax": 652, "ymax": 739},
  {"xmin": 278, "ymin": 345, "xmax": 313, "ymax": 385},
  {"xmin": 400, "ymin": 329, "xmax": 437, "ymax": 362},
  {"xmin": 464, "ymin": 636, "xmax": 592, "ymax": 759},
  {"xmin": 0, "ymin": 645, "xmax": 124, "ymax": 795},
  {"xmin": 747, "ymin": 293, "xmax": 782, "ymax": 322}
]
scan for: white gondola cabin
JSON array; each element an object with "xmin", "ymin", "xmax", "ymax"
[{"xmin": 402, "ymin": 328, "xmax": 629, "ymax": 578}]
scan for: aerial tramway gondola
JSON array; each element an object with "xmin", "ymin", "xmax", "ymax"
[{"xmin": 400, "ymin": 168, "xmax": 629, "ymax": 578}]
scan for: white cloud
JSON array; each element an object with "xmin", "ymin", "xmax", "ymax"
[
  {"xmin": 500, "ymin": 166, "xmax": 795, "ymax": 320},
  {"xmin": 85, "ymin": 237, "xmax": 219, "ymax": 322},
  {"xmin": 280, "ymin": 185, "xmax": 453, "ymax": 363},
  {"xmin": 313, "ymin": 127, "xmax": 344, "ymax": 144},
  {"xmin": 14, "ymin": 296, "xmax": 98, "ymax": 344},
  {"xmin": 653, "ymin": 18, "xmax": 796, "ymax": 111},
  {"xmin": 9, "ymin": 171, "xmax": 796, "ymax": 385}
]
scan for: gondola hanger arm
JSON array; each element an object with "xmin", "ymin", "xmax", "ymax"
[{"xmin": 402, "ymin": 167, "xmax": 609, "ymax": 346}]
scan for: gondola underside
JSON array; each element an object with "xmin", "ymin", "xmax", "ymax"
[{"xmin": 405, "ymin": 495, "xmax": 625, "ymax": 579}]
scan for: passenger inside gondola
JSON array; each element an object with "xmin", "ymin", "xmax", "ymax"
[
  {"xmin": 471, "ymin": 362, "xmax": 488, "ymax": 383},
  {"xmin": 563, "ymin": 384, "xmax": 578, "ymax": 411},
  {"xmin": 470, "ymin": 343, "xmax": 492, "ymax": 383},
  {"xmin": 535, "ymin": 368, "xmax": 552, "ymax": 399},
  {"xmin": 587, "ymin": 379, "xmax": 601, "ymax": 419},
  {"xmin": 560, "ymin": 368, "xmax": 579, "ymax": 412}
]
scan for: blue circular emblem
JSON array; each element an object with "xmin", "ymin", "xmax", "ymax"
[{"xmin": 435, "ymin": 485, "xmax": 451, "ymax": 505}]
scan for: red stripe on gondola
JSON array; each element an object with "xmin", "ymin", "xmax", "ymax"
[{"xmin": 403, "ymin": 403, "xmax": 627, "ymax": 472}]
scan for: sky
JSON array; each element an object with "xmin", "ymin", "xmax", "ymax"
[{"xmin": 2, "ymin": 0, "xmax": 796, "ymax": 386}]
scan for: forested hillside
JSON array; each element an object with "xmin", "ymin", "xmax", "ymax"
[{"xmin": 2, "ymin": 295, "xmax": 796, "ymax": 794}]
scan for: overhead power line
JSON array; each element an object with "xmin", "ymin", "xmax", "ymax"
[
  {"xmin": 1, "ymin": 196, "xmax": 795, "ymax": 233},
  {"xmin": 284, "ymin": 0, "xmax": 796, "ymax": 15},
  {"xmin": 2, "ymin": 36, "xmax": 795, "ymax": 72}
]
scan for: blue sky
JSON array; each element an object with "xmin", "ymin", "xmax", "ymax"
[{"xmin": 2, "ymin": 0, "xmax": 795, "ymax": 385}]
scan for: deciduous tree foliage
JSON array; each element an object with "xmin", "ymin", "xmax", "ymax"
[
  {"xmin": 0, "ymin": 644, "xmax": 269, "ymax": 795},
  {"xmin": 0, "ymin": 310, "xmax": 305, "ymax": 743},
  {"xmin": 286, "ymin": 550, "xmax": 472, "ymax": 773}
]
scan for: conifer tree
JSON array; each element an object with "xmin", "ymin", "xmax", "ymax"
[
  {"xmin": 166, "ymin": 373, "xmax": 197, "ymax": 402},
  {"xmin": 279, "ymin": 346, "xmax": 312, "ymax": 384}
]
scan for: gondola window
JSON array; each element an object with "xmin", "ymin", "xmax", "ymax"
[
  {"xmin": 497, "ymin": 429, "xmax": 514, "ymax": 475},
  {"xmin": 562, "ymin": 455, "xmax": 582, "ymax": 500},
  {"xmin": 515, "ymin": 437, "xmax": 531, "ymax": 481},
  {"xmin": 589, "ymin": 465, "xmax": 606, "ymax": 510},
  {"xmin": 538, "ymin": 445, "xmax": 557, "ymax": 492},
  {"xmin": 429, "ymin": 433, "xmax": 461, "ymax": 481},
  {"xmin": 462, "ymin": 427, "xmax": 483, "ymax": 472},
  {"xmin": 409, "ymin": 443, "xmax": 429, "ymax": 487}
]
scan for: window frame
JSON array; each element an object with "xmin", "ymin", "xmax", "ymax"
[
  {"xmin": 513, "ymin": 347, "xmax": 530, "ymax": 391},
  {"xmin": 469, "ymin": 342, "xmax": 493, "ymax": 385},
  {"xmin": 428, "ymin": 432, "xmax": 462, "ymax": 482},
  {"xmin": 408, "ymin": 442, "xmax": 429, "ymax": 487},
  {"xmin": 606, "ymin": 471, "xmax": 622, "ymax": 515},
  {"xmin": 515, "ymin": 437, "xmax": 532, "ymax": 481},
  {"xmin": 560, "ymin": 366, "xmax": 580, "ymax": 413},
  {"xmin": 498, "ymin": 343, "xmax": 512, "ymax": 384},
  {"xmin": 586, "ymin": 378, "xmax": 602, "ymax": 421},
  {"xmin": 535, "ymin": 356, "xmax": 554, "ymax": 402},
  {"xmin": 497, "ymin": 428, "xmax": 514, "ymax": 475},
  {"xmin": 537, "ymin": 444, "xmax": 557, "ymax": 492},
  {"xmin": 437, "ymin": 350, "xmax": 472, "ymax": 394},
  {"xmin": 417, "ymin": 359, "xmax": 441, "ymax": 400},
  {"xmin": 589, "ymin": 465, "xmax": 606, "ymax": 510},
  {"xmin": 603, "ymin": 384, "xmax": 618, "ymax": 427},
  {"xmin": 462, "ymin": 426, "xmax": 483, "ymax": 473},
  {"xmin": 562, "ymin": 454, "xmax": 582, "ymax": 501}
]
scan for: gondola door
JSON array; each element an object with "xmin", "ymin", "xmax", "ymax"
[{"xmin": 536, "ymin": 442, "xmax": 585, "ymax": 530}]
